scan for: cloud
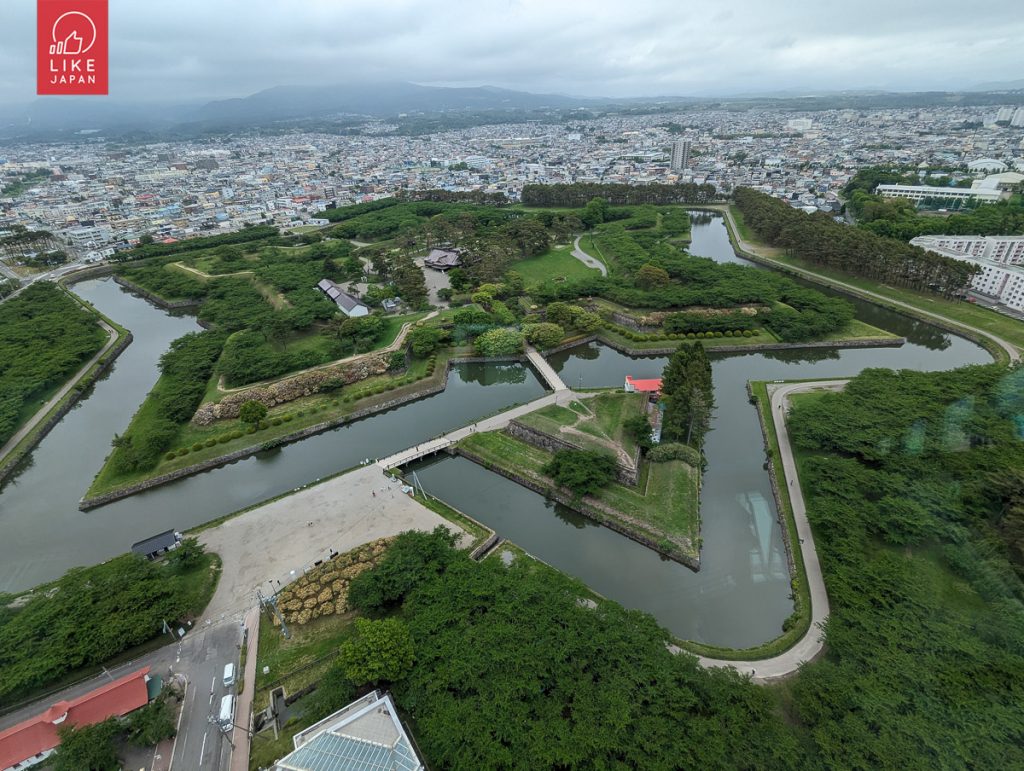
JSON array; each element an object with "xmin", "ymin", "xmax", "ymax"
[{"xmin": 2, "ymin": 0, "xmax": 1022, "ymax": 105}]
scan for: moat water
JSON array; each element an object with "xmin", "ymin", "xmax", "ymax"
[{"xmin": 0, "ymin": 216, "xmax": 993, "ymax": 647}]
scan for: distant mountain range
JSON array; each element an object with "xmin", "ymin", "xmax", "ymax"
[
  {"xmin": 0, "ymin": 82, "xmax": 606, "ymax": 140},
  {"xmin": 1, "ymin": 81, "xmax": 1023, "ymax": 142}
]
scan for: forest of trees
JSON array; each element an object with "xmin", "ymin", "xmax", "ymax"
[
  {"xmin": 112, "ymin": 225, "xmax": 279, "ymax": 262},
  {"xmin": 660, "ymin": 343, "xmax": 714, "ymax": 447},
  {"xmin": 785, "ymin": 365, "xmax": 1024, "ymax": 767},
  {"xmin": 344, "ymin": 528, "xmax": 800, "ymax": 769},
  {"xmin": 733, "ymin": 187, "xmax": 980, "ymax": 296},
  {"xmin": 0, "ymin": 545, "xmax": 215, "ymax": 705},
  {"xmin": 105, "ymin": 330, "xmax": 227, "ymax": 475},
  {"xmin": 522, "ymin": 182, "xmax": 721, "ymax": 207},
  {"xmin": 842, "ymin": 166, "xmax": 1024, "ymax": 240},
  {"xmin": 0, "ymin": 283, "xmax": 107, "ymax": 446}
]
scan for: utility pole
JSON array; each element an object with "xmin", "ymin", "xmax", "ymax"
[{"xmin": 256, "ymin": 588, "xmax": 290, "ymax": 640}]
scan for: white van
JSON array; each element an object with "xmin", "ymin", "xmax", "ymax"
[
  {"xmin": 218, "ymin": 694, "xmax": 235, "ymax": 729},
  {"xmin": 223, "ymin": 663, "xmax": 235, "ymax": 688}
]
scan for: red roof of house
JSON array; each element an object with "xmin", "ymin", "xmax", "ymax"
[
  {"xmin": 0, "ymin": 667, "xmax": 150, "ymax": 769},
  {"xmin": 626, "ymin": 376, "xmax": 662, "ymax": 392}
]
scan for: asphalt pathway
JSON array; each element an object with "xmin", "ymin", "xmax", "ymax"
[{"xmin": 571, "ymin": 235, "xmax": 607, "ymax": 276}]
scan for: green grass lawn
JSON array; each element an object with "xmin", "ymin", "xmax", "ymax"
[
  {"xmin": 459, "ymin": 430, "xmax": 699, "ymax": 555},
  {"xmin": 253, "ymin": 611, "xmax": 356, "ymax": 708},
  {"xmin": 820, "ymin": 318, "xmax": 900, "ymax": 342},
  {"xmin": 511, "ymin": 244, "xmax": 600, "ymax": 286},
  {"xmin": 516, "ymin": 392, "xmax": 646, "ymax": 460}
]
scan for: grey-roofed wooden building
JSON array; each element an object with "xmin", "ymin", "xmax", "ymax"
[{"xmin": 131, "ymin": 530, "xmax": 181, "ymax": 560}]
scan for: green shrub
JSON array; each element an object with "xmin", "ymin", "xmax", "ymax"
[
  {"xmin": 218, "ymin": 434, "xmax": 231, "ymax": 444},
  {"xmin": 743, "ymin": 330, "xmax": 753, "ymax": 337},
  {"xmin": 687, "ymin": 332, "xmax": 696, "ymax": 339},
  {"xmin": 246, "ymin": 426, "xmax": 257, "ymax": 434},
  {"xmin": 165, "ymin": 451, "xmax": 177, "ymax": 461},
  {"xmin": 271, "ymin": 417, "xmax": 282, "ymax": 426},
  {"xmin": 647, "ymin": 442, "xmax": 702, "ymax": 466},
  {"xmin": 191, "ymin": 442, "xmax": 204, "ymax": 451},
  {"xmin": 296, "ymin": 410, "xmax": 305, "ymax": 418},
  {"xmin": 177, "ymin": 447, "xmax": 190, "ymax": 457},
  {"xmin": 714, "ymin": 331, "xmax": 723, "ymax": 338},
  {"xmin": 230, "ymin": 430, "xmax": 243, "ymax": 439},
  {"xmin": 204, "ymin": 438, "xmax": 217, "ymax": 447},
  {"xmin": 257, "ymin": 420, "xmax": 269, "ymax": 430},
  {"xmin": 283, "ymin": 414, "xmax": 294, "ymax": 421},
  {"xmin": 725, "ymin": 330, "xmax": 733, "ymax": 337}
]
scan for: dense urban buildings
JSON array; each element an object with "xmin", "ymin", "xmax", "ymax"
[{"xmin": 3, "ymin": 103, "xmax": 1024, "ymax": 270}]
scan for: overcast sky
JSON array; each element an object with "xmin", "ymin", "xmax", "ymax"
[{"xmin": 2, "ymin": 0, "xmax": 1023, "ymax": 106}]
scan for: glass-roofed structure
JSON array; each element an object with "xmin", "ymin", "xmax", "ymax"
[{"xmin": 274, "ymin": 690, "xmax": 423, "ymax": 771}]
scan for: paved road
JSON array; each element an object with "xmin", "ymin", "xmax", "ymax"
[
  {"xmin": 694, "ymin": 379, "xmax": 845, "ymax": 683},
  {"xmin": 0, "ymin": 620, "xmax": 243, "ymax": 771},
  {"xmin": 0, "ymin": 314, "xmax": 119, "ymax": 463},
  {"xmin": 718, "ymin": 206, "xmax": 1021, "ymax": 364},
  {"xmin": 168, "ymin": 621, "xmax": 244, "ymax": 771},
  {"xmin": 571, "ymin": 235, "xmax": 607, "ymax": 276}
]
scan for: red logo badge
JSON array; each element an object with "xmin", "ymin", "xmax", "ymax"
[{"xmin": 37, "ymin": 0, "xmax": 108, "ymax": 95}]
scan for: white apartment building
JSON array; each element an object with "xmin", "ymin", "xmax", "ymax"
[
  {"xmin": 914, "ymin": 239, "xmax": 1024, "ymax": 312},
  {"xmin": 876, "ymin": 184, "xmax": 1003, "ymax": 204},
  {"xmin": 910, "ymin": 235, "xmax": 1024, "ymax": 265},
  {"xmin": 967, "ymin": 259, "xmax": 1024, "ymax": 312}
]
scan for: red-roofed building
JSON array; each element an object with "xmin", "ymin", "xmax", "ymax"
[
  {"xmin": 624, "ymin": 376, "xmax": 662, "ymax": 394},
  {"xmin": 0, "ymin": 667, "xmax": 151, "ymax": 771}
]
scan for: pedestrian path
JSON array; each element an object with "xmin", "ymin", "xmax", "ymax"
[
  {"xmin": 524, "ymin": 344, "xmax": 569, "ymax": 391},
  {"xmin": 571, "ymin": 235, "xmax": 607, "ymax": 276}
]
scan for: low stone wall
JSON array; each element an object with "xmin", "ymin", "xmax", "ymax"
[
  {"xmin": 78, "ymin": 354, "xmax": 503, "ymax": 510},
  {"xmin": 194, "ymin": 351, "xmax": 393, "ymax": 424},
  {"xmin": 542, "ymin": 335, "xmax": 599, "ymax": 356},
  {"xmin": 62, "ymin": 263, "xmax": 118, "ymax": 283},
  {"xmin": 112, "ymin": 275, "xmax": 202, "ymax": 310},
  {"xmin": 506, "ymin": 420, "xmax": 638, "ymax": 486},
  {"xmin": 0, "ymin": 331, "xmax": 133, "ymax": 485},
  {"xmin": 456, "ymin": 445, "xmax": 699, "ymax": 571}
]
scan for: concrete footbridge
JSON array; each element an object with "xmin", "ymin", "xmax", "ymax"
[
  {"xmin": 377, "ymin": 389, "xmax": 585, "ymax": 470},
  {"xmin": 377, "ymin": 346, "xmax": 572, "ymax": 470},
  {"xmin": 524, "ymin": 344, "xmax": 569, "ymax": 391}
]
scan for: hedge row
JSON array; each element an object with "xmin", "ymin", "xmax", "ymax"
[{"xmin": 602, "ymin": 321, "xmax": 755, "ymax": 342}]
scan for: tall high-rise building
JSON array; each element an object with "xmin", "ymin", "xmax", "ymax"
[{"xmin": 671, "ymin": 139, "xmax": 691, "ymax": 171}]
